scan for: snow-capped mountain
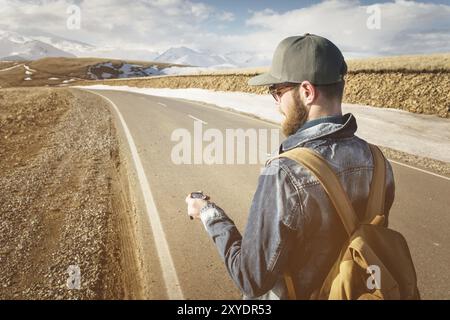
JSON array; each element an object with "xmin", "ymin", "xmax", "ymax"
[
  {"xmin": 154, "ymin": 47, "xmax": 235, "ymax": 67},
  {"xmin": 20, "ymin": 29, "xmax": 159, "ymax": 61},
  {"xmin": 224, "ymin": 51, "xmax": 271, "ymax": 68},
  {"xmin": 154, "ymin": 46, "xmax": 270, "ymax": 68},
  {"xmin": 24, "ymin": 31, "xmax": 95, "ymax": 54},
  {"xmin": 0, "ymin": 29, "xmax": 270, "ymax": 69},
  {"xmin": 0, "ymin": 30, "xmax": 75, "ymax": 60}
]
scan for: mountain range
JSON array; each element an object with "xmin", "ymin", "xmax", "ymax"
[
  {"xmin": 0, "ymin": 30, "xmax": 76, "ymax": 60},
  {"xmin": 0, "ymin": 29, "xmax": 270, "ymax": 68}
]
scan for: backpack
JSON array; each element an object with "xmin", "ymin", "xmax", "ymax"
[{"xmin": 272, "ymin": 144, "xmax": 420, "ymax": 300}]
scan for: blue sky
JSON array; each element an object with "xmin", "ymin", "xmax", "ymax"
[
  {"xmin": 205, "ymin": 0, "xmax": 448, "ymax": 14},
  {"xmin": 1, "ymin": 0, "xmax": 449, "ymax": 61},
  {"xmin": 202, "ymin": 0, "xmax": 450, "ymax": 33}
]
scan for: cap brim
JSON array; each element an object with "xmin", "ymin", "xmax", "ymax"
[{"xmin": 248, "ymin": 72, "xmax": 284, "ymax": 86}]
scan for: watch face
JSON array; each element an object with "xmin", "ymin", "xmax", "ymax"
[{"xmin": 191, "ymin": 192, "xmax": 205, "ymax": 199}]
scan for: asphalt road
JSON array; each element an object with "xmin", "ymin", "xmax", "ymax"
[{"xmin": 85, "ymin": 89, "xmax": 450, "ymax": 300}]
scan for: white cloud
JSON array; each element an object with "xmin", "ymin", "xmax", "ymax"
[
  {"xmin": 217, "ymin": 11, "xmax": 235, "ymax": 22},
  {"xmin": 0, "ymin": 0, "xmax": 217, "ymax": 51},
  {"xmin": 241, "ymin": 0, "xmax": 450, "ymax": 57},
  {"xmin": 0, "ymin": 0, "xmax": 448, "ymax": 62}
]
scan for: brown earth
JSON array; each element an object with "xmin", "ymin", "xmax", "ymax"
[
  {"xmin": 0, "ymin": 57, "xmax": 183, "ymax": 89},
  {"xmin": 344, "ymin": 71, "xmax": 449, "ymax": 118},
  {"xmin": 0, "ymin": 88, "xmax": 144, "ymax": 299}
]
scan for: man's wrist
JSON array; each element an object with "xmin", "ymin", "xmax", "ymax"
[{"xmin": 199, "ymin": 202, "xmax": 225, "ymax": 227}]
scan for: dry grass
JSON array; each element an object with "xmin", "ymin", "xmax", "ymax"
[{"xmin": 346, "ymin": 53, "xmax": 450, "ymax": 72}]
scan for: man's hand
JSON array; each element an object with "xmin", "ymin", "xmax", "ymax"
[{"xmin": 185, "ymin": 193, "xmax": 209, "ymax": 220}]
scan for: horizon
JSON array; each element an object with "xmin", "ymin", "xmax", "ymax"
[{"xmin": 1, "ymin": 0, "xmax": 450, "ymax": 64}]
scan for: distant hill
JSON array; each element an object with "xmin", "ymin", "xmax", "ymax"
[
  {"xmin": 0, "ymin": 57, "xmax": 184, "ymax": 88},
  {"xmin": 0, "ymin": 30, "xmax": 75, "ymax": 61}
]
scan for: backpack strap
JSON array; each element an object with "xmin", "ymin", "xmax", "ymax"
[
  {"xmin": 269, "ymin": 147, "xmax": 359, "ymax": 236},
  {"xmin": 269, "ymin": 144, "xmax": 387, "ymax": 299},
  {"xmin": 270, "ymin": 147, "xmax": 358, "ymax": 300},
  {"xmin": 364, "ymin": 144, "xmax": 387, "ymax": 225}
]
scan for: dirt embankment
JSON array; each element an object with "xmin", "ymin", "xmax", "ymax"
[
  {"xmin": 0, "ymin": 88, "xmax": 143, "ymax": 299},
  {"xmin": 344, "ymin": 71, "xmax": 449, "ymax": 118},
  {"xmin": 75, "ymin": 71, "xmax": 449, "ymax": 119}
]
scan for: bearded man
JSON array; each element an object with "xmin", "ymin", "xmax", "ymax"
[{"xmin": 185, "ymin": 34, "xmax": 395, "ymax": 299}]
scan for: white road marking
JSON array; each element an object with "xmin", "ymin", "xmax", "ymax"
[
  {"xmin": 86, "ymin": 90, "xmax": 184, "ymax": 299},
  {"xmin": 388, "ymin": 159, "xmax": 450, "ymax": 181},
  {"xmin": 158, "ymin": 102, "xmax": 167, "ymax": 107},
  {"xmin": 188, "ymin": 114, "xmax": 207, "ymax": 125}
]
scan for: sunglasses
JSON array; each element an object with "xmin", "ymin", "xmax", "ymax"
[{"xmin": 269, "ymin": 83, "xmax": 298, "ymax": 102}]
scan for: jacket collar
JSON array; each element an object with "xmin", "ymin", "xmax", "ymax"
[{"xmin": 280, "ymin": 113, "xmax": 358, "ymax": 153}]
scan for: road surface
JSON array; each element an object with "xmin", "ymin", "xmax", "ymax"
[{"xmin": 83, "ymin": 89, "xmax": 450, "ymax": 300}]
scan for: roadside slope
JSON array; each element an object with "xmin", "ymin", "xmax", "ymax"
[{"xmin": 0, "ymin": 88, "xmax": 144, "ymax": 299}]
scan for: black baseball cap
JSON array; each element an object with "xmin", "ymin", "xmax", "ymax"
[{"xmin": 248, "ymin": 33, "xmax": 347, "ymax": 86}]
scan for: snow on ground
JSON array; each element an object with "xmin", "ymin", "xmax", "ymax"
[
  {"xmin": 101, "ymin": 72, "xmax": 113, "ymax": 79},
  {"xmin": 24, "ymin": 65, "xmax": 36, "ymax": 73},
  {"xmin": 22, "ymin": 64, "xmax": 35, "ymax": 80},
  {"xmin": 118, "ymin": 64, "xmax": 159, "ymax": 78},
  {"xmin": 88, "ymin": 62, "xmax": 161, "ymax": 79},
  {"xmin": 75, "ymin": 85, "xmax": 450, "ymax": 163},
  {"xmin": 48, "ymin": 77, "xmax": 59, "ymax": 80},
  {"xmin": 87, "ymin": 61, "xmax": 249, "ymax": 80},
  {"xmin": 160, "ymin": 64, "xmax": 238, "ymax": 75}
]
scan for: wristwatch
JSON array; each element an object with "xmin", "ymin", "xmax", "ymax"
[{"xmin": 189, "ymin": 191, "xmax": 210, "ymax": 220}]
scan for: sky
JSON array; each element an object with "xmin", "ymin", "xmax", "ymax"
[{"xmin": 1, "ymin": 0, "xmax": 450, "ymax": 60}]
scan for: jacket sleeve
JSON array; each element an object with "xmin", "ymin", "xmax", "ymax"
[
  {"xmin": 200, "ymin": 161, "xmax": 300, "ymax": 298},
  {"xmin": 383, "ymin": 159, "xmax": 396, "ymax": 227}
]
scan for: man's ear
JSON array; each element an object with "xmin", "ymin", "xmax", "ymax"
[{"xmin": 300, "ymin": 81, "xmax": 317, "ymax": 105}]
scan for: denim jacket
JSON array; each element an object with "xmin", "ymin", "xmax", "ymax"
[{"xmin": 200, "ymin": 113, "xmax": 395, "ymax": 299}]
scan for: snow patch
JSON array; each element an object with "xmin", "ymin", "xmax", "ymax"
[{"xmin": 24, "ymin": 65, "xmax": 36, "ymax": 72}]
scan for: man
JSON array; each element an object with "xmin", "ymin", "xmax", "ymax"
[{"xmin": 185, "ymin": 33, "xmax": 395, "ymax": 299}]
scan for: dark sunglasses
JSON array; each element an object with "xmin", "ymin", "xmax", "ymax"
[{"xmin": 269, "ymin": 83, "xmax": 299, "ymax": 102}]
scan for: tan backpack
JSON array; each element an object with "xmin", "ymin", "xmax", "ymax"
[{"xmin": 272, "ymin": 144, "xmax": 420, "ymax": 300}]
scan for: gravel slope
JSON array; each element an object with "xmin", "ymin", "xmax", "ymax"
[{"xmin": 0, "ymin": 88, "xmax": 143, "ymax": 299}]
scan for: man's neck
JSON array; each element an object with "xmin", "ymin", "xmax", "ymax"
[{"xmin": 306, "ymin": 103, "xmax": 342, "ymax": 121}]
